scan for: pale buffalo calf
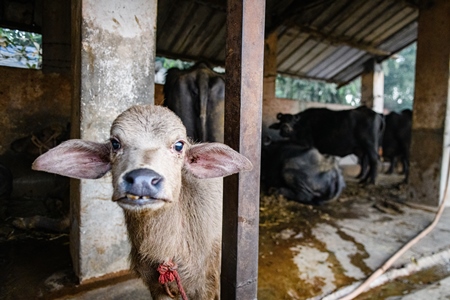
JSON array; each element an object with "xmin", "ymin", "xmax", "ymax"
[{"xmin": 32, "ymin": 105, "xmax": 252, "ymax": 300}]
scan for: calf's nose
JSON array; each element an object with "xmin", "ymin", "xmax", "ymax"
[{"xmin": 123, "ymin": 168, "xmax": 163, "ymax": 198}]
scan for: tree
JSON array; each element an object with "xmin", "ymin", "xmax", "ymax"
[
  {"xmin": 275, "ymin": 75, "xmax": 361, "ymax": 106},
  {"xmin": 382, "ymin": 43, "xmax": 416, "ymax": 112},
  {"xmin": 0, "ymin": 28, "xmax": 42, "ymax": 69}
]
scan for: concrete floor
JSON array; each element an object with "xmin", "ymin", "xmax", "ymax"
[
  {"xmin": 257, "ymin": 173, "xmax": 450, "ymax": 300},
  {"xmin": 2, "ymin": 173, "xmax": 450, "ymax": 299}
]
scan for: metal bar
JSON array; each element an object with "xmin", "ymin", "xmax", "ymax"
[{"xmin": 221, "ymin": 0, "xmax": 265, "ymax": 299}]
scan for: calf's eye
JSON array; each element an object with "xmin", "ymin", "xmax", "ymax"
[
  {"xmin": 174, "ymin": 141, "xmax": 184, "ymax": 152},
  {"xmin": 110, "ymin": 138, "xmax": 121, "ymax": 150}
]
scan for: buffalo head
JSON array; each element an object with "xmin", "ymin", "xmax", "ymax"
[{"xmin": 269, "ymin": 113, "xmax": 300, "ymax": 138}]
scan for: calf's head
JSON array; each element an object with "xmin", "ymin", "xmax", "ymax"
[{"xmin": 32, "ymin": 105, "xmax": 252, "ymax": 212}]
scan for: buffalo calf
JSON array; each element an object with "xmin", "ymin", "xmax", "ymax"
[{"xmin": 32, "ymin": 105, "xmax": 252, "ymax": 299}]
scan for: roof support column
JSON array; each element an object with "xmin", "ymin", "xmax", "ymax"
[
  {"xmin": 262, "ymin": 31, "xmax": 278, "ymax": 132},
  {"xmin": 261, "ymin": 31, "xmax": 304, "ymax": 141},
  {"xmin": 71, "ymin": 0, "xmax": 157, "ymax": 281},
  {"xmin": 408, "ymin": 0, "xmax": 450, "ymax": 206},
  {"xmin": 263, "ymin": 31, "xmax": 278, "ymax": 104},
  {"xmin": 361, "ymin": 59, "xmax": 384, "ymax": 113},
  {"xmin": 42, "ymin": 0, "xmax": 71, "ymax": 73},
  {"xmin": 222, "ymin": 0, "xmax": 265, "ymax": 298}
]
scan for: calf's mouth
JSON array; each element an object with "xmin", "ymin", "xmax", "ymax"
[{"xmin": 113, "ymin": 194, "xmax": 170, "ymax": 206}]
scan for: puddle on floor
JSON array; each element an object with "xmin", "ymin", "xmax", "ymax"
[
  {"xmin": 355, "ymin": 264, "xmax": 450, "ymax": 300},
  {"xmin": 257, "ymin": 193, "xmax": 366, "ymax": 299},
  {"xmin": 257, "ymin": 174, "xmax": 432, "ymax": 300}
]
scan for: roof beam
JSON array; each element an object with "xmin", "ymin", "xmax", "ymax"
[
  {"xmin": 294, "ymin": 24, "xmax": 391, "ymax": 56},
  {"xmin": 403, "ymin": 0, "xmax": 419, "ymax": 9},
  {"xmin": 265, "ymin": 0, "xmax": 339, "ymax": 36},
  {"xmin": 190, "ymin": 0, "xmax": 226, "ymax": 12}
]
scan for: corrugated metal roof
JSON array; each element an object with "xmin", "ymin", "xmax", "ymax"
[{"xmin": 156, "ymin": 0, "xmax": 418, "ymax": 85}]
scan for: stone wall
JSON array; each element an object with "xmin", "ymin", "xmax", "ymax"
[{"xmin": 0, "ymin": 67, "xmax": 72, "ymax": 155}]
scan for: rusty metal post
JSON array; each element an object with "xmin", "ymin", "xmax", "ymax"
[{"xmin": 222, "ymin": 0, "xmax": 265, "ymax": 299}]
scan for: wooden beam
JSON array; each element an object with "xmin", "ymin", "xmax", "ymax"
[
  {"xmin": 222, "ymin": 0, "xmax": 265, "ymax": 298},
  {"xmin": 403, "ymin": 0, "xmax": 419, "ymax": 9},
  {"xmin": 155, "ymin": 50, "xmax": 224, "ymax": 67},
  {"xmin": 294, "ymin": 24, "xmax": 391, "ymax": 56},
  {"xmin": 190, "ymin": 0, "xmax": 227, "ymax": 11},
  {"xmin": 265, "ymin": 0, "xmax": 331, "ymax": 36},
  {"xmin": 42, "ymin": 0, "xmax": 71, "ymax": 73}
]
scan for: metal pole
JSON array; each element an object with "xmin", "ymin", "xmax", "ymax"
[{"xmin": 222, "ymin": 0, "xmax": 265, "ymax": 298}]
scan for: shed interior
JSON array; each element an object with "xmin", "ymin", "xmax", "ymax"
[{"xmin": 2, "ymin": 0, "xmax": 450, "ymax": 299}]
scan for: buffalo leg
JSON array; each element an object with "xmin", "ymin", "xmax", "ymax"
[
  {"xmin": 402, "ymin": 156, "xmax": 410, "ymax": 183},
  {"xmin": 360, "ymin": 149, "xmax": 378, "ymax": 184},
  {"xmin": 385, "ymin": 156, "xmax": 396, "ymax": 174},
  {"xmin": 356, "ymin": 154, "xmax": 368, "ymax": 179}
]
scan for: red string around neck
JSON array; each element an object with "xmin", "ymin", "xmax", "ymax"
[{"xmin": 157, "ymin": 260, "xmax": 188, "ymax": 300}]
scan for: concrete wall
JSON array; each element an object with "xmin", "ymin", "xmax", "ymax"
[
  {"xmin": 154, "ymin": 83, "xmax": 165, "ymax": 106},
  {"xmin": 0, "ymin": 67, "xmax": 72, "ymax": 155}
]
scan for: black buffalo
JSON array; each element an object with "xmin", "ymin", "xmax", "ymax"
[
  {"xmin": 261, "ymin": 140, "xmax": 346, "ymax": 204},
  {"xmin": 163, "ymin": 62, "xmax": 225, "ymax": 143},
  {"xmin": 382, "ymin": 109, "xmax": 412, "ymax": 181},
  {"xmin": 269, "ymin": 106, "xmax": 383, "ymax": 184}
]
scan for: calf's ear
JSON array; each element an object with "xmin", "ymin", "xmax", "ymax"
[
  {"xmin": 184, "ymin": 143, "xmax": 253, "ymax": 179},
  {"xmin": 32, "ymin": 140, "xmax": 111, "ymax": 179}
]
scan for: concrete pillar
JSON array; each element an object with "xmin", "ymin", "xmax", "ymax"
[
  {"xmin": 408, "ymin": 0, "xmax": 450, "ymax": 207},
  {"xmin": 361, "ymin": 60, "xmax": 384, "ymax": 113},
  {"xmin": 71, "ymin": 0, "xmax": 157, "ymax": 281}
]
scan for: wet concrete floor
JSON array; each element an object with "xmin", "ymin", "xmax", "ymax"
[
  {"xmin": 258, "ymin": 173, "xmax": 450, "ymax": 299},
  {"xmin": 1, "ymin": 173, "xmax": 450, "ymax": 299}
]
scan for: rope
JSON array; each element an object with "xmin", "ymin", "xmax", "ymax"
[{"xmin": 157, "ymin": 260, "xmax": 188, "ymax": 300}]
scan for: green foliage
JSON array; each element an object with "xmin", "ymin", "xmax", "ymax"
[
  {"xmin": 156, "ymin": 56, "xmax": 193, "ymax": 70},
  {"xmin": 382, "ymin": 43, "xmax": 416, "ymax": 112},
  {"xmin": 0, "ymin": 28, "xmax": 42, "ymax": 69},
  {"xmin": 275, "ymin": 43, "xmax": 417, "ymax": 112},
  {"xmin": 157, "ymin": 43, "xmax": 416, "ymax": 112},
  {"xmin": 275, "ymin": 75, "xmax": 360, "ymax": 106}
]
